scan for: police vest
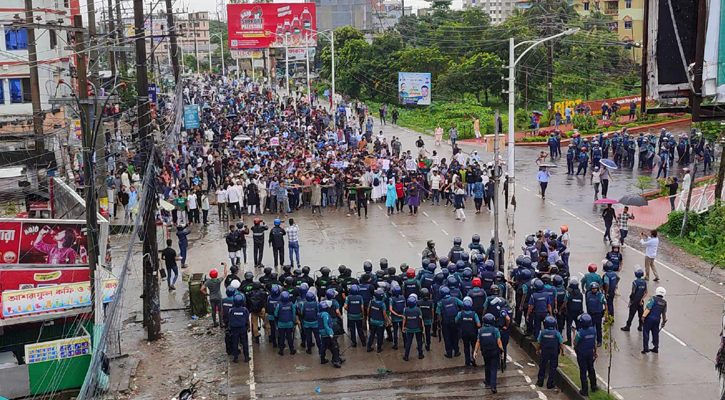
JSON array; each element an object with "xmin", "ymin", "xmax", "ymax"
[
  {"xmin": 525, "ymin": 246, "xmax": 539, "ymax": 262},
  {"xmin": 230, "ymin": 307, "xmax": 248, "ymax": 328},
  {"xmin": 404, "ymin": 308, "xmax": 421, "ymax": 330},
  {"xmin": 277, "ymin": 302, "xmax": 294, "ymax": 323},
  {"xmin": 303, "ymin": 301, "xmax": 318, "ymax": 322},
  {"xmin": 646, "ymin": 297, "xmax": 667, "ymax": 321},
  {"xmin": 605, "ymin": 272, "xmax": 619, "ymax": 297},
  {"xmin": 555, "ymin": 287, "xmax": 566, "ymax": 307},
  {"xmin": 420, "ymin": 273, "xmax": 435, "ymax": 289},
  {"xmin": 469, "ymin": 289, "xmax": 487, "ymax": 314},
  {"xmin": 566, "ymin": 290, "xmax": 584, "ymax": 315},
  {"xmin": 532, "ymin": 292, "xmax": 550, "ymax": 313},
  {"xmin": 576, "ymin": 327, "xmax": 597, "ymax": 354},
  {"xmin": 460, "ymin": 280, "xmax": 473, "ymax": 294},
  {"xmin": 487, "ymin": 297, "xmax": 506, "ymax": 325},
  {"xmin": 419, "ymin": 300, "xmax": 433, "ymax": 321},
  {"xmin": 450, "ymin": 247, "xmax": 464, "ymax": 262},
  {"xmin": 586, "ymin": 293, "xmax": 603, "ymax": 315},
  {"xmin": 631, "ymin": 280, "xmax": 647, "ymax": 303},
  {"xmin": 347, "ymin": 295, "xmax": 364, "ymax": 315},
  {"xmin": 459, "ymin": 310, "xmax": 478, "ymax": 336},
  {"xmin": 540, "ymin": 329, "xmax": 559, "ymax": 352},
  {"xmin": 478, "ymin": 326, "xmax": 499, "ymax": 351},
  {"xmin": 440, "ymin": 297, "xmax": 459, "ymax": 323},
  {"xmin": 267, "ymin": 297, "xmax": 280, "ymax": 320},
  {"xmin": 369, "ymin": 300, "xmax": 385, "ymax": 321},
  {"xmin": 222, "ymin": 298, "xmax": 234, "ymax": 326},
  {"xmin": 607, "ymin": 252, "xmax": 622, "ymax": 269},
  {"xmin": 450, "ymin": 287, "xmax": 463, "ymax": 300},
  {"xmin": 432, "ymin": 284, "xmax": 443, "ymax": 303},
  {"xmin": 359, "ymin": 284, "xmax": 373, "ymax": 305},
  {"xmin": 404, "ymin": 280, "xmax": 419, "ymax": 297},
  {"xmin": 543, "ymin": 286, "xmax": 557, "ymax": 306}
]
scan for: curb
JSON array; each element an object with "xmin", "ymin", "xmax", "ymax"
[
  {"xmin": 515, "ymin": 118, "xmax": 691, "ymax": 147},
  {"xmin": 510, "ymin": 326, "xmax": 587, "ymax": 400}
]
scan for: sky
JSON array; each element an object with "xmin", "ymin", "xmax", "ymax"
[{"xmin": 180, "ymin": 0, "xmax": 463, "ymax": 17}]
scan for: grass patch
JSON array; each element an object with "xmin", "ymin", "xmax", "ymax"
[
  {"xmin": 658, "ymin": 204, "xmax": 725, "ymax": 266},
  {"xmin": 559, "ymin": 356, "xmax": 618, "ymax": 400}
]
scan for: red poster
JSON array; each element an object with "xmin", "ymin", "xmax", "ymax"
[
  {"xmin": 0, "ymin": 221, "xmax": 88, "ymax": 266},
  {"xmin": 227, "ymin": 3, "xmax": 316, "ymax": 49},
  {"xmin": 0, "ymin": 268, "xmax": 89, "ymax": 292}
]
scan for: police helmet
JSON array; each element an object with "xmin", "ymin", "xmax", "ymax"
[
  {"xmin": 553, "ymin": 275, "xmax": 563, "ymax": 286},
  {"xmin": 302, "ymin": 266, "xmax": 311, "ymax": 275},
  {"xmin": 427, "ymin": 262, "xmax": 437, "ymax": 273},
  {"xmin": 635, "ymin": 269, "xmax": 644, "ymax": 278},
  {"xmin": 483, "ymin": 313, "xmax": 496, "ymax": 326},
  {"xmin": 294, "ymin": 268, "xmax": 302, "ymax": 276},
  {"xmin": 525, "ymin": 235, "xmax": 535, "ymax": 246},
  {"xmin": 244, "ymin": 271, "xmax": 254, "ymax": 281},
  {"xmin": 284, "ymin": 276, "xmax": 294, "ymax": 287},
  {"xmin": 490, "ymin": 285, "xmax": 500, "ymax": 295},
  {"xmin": 273, "ymin": 219, "xmax": 281, "ymax": 226},
  {"xmin": 544, "ymin": 316, "xmax": 557, "ymax": 330},
  {"xmin": 521, "ymin": 257, "xmax": 533, "ymax": 269},
  {"xmin": 226, "ymin": 286, "xmax": 236, "ymax": 298},
  {"xmin": 380, "ymin": 258, "xmax": 389, "ymax": 269},
  {"xmin": 283, "ymin": 265, "xmax": 291, "ymax": 273},
  {"xmin": 516, "ymin": 255, "xmax": 525, "ymax": 266},
  {"xmin": 439, "ymin": 256, "xmax": 450, "ymax": 267},
  {"xmin": 252, "ymin": 281, "xmax": 261, "ymax": 290},
  {"xmin": 590, "ymin": 282, "xmax": 600, "ymax": 290},
  {"xmin": 387, "ymin": 267, "xmax": 397, "ymax": 276},
  {"xmin": 542, "ymin": 274, "xmax": 551, "ymax": 284},
  {"xmin": 533, "ymin": 279, "xmax": 544, "ymax": 292},
  {"xmin": 420, "ymin": 288, "xmax": 430, "ymax": 298},
  {"xmin": 442, "ymin": 269, "xmax": 450, "ymax": 279},
  {"xmin": 233, "ymin": 294, "xmax": 244, "ymax": 307},
  {"xmin": 440, "ymin": 286, "xmax": 451, "ymax": 297},
  {"xmin": 421, "ymin": 258, "xmax": 430, "ymax": 268},
  {"xmin": 485, "ymin": 260, "xmax": 495, "ymax": 271},
  {"xmin": 578, "ymin": 313, "xmax": 593, "ymax": 329},
  {"xmin": 463, "ymin": 297, "xmax": 473, "ymax": 310},
  {"xmin": 305, "ymin": 291, "xmax": 316, "ymax": 302},
  {"xmin": 455, "ymin": 260, "xmax": 466, "ymax": 271},
  {"xmin": 263, "ymin": 266, "xmax": 273, "ymax": 275},
  {"xmin": 325, "ymin": 289, "xmax": 336, "ymax": 299},
  {"xmin": 350, "ymin": 284, "xmax": 359, "ymax": 295},
  {"xmin": 461, "ymin": 251, "xmax": 470, "ymax": 262},
  {"xmin": 374, "ymin": 289, "xmax": 385, "ymax": 300},
  {"xmin": 472, "ymin": 234, "xmax": 481, "ymax": 243},
  {"xmin": 407, "ymin": 296, "xmax": 417, "ymax": 308},
  {"xmin": 400, "ymin": 263, "xmax": 410, "ymax": 273},
  {"xmin": 568, "ymin": 278, "xmax": 579, "ymax": 289},
  {"xmin": 319, "ymin": 299, "xmax": 329, "ymax": 310},
  {"xmin": 453, "ymin": 237, "xmax": 462, "ymax": 246},
  {"xmin": 471, "ymin": 253, "xmax": 482, "ymax": 263},
  {"xmin": 495, "ymin": 271, "xmax": 505, "ymax": 282},
  {"xmin": 520, "ymin": 269, "xmax": 533, "ymax": 281},
  {"xmin": 280, "ymin": 291, "xmax": 290, "ymax": 301},
  {"xmin": 427, "ymin": 239, "xmax": 435, "ymax": 248},
  {"xmin": 392, "ymin": 285, "xmax": 402, "ymax": 296},
  {"xmin": 434, "ymin": 273, "xmax": 445, "ymax": 284},
  {"xmin": 376, "ymin": 270, "xmax": 386, "ymax": 279},
  {"xmin": 320, "ymin": 266, "xmax": 331, "ymax": 276},
  {"xmin": 299, "ymin": 283, "xmax": 309, "ymax": 293},
  {"xmin": 447, "ymin": 276, "xmax": 459, "ymax": 288},
  {"xmin": 363, "ymin": 261, "xmax": 373, "ymax": 272},
  {"xmin": 338, "ymin": 265, "xmax": 347, "ymax": 275},
  {"xmin": 604, "ymin": 261, "xmax": 613, "ymax": 272},
  {"xmin": 270, "ymin": 272, "xmax": 279, "ymax": 280}
]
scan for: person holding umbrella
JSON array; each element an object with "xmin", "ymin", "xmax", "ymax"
[
  {"xmin": 590, "ymin": 166, "xmax": 601, "ymax": 200},
  {"xmin": 537, "ymin": 166, "xmax": 552, "ymax": 200},
  {"xmin": 598, "ymin": 160, "xmax": 616, "ymax": 198}
]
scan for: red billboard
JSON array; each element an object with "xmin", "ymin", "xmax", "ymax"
[
  {"xmin": 0, "ymin": 220, "xmax": 88, "ymax": 266},
  {"xmin": 0, "ymin": 268, "xmax": 89, "ymax": 292},
  {"xmin": 227, "ymin": 3, "xmax": 316, "ymax": 50}
]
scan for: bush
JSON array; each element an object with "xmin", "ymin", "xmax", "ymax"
[
  {"xmin": 573, "ymin": 114, "xmax": 598, "ymax": 131},
  {"xmin": 660, "ymin": 205, "xmax": 725, "ymax": 265}
]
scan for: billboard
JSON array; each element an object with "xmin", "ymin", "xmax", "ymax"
[
  {"xmin": 227, "ymin": 3, "xmax": 316, "ymax": 50},
  {"xmin": 398, "ymin": 72, "xmax": 431, "ymax": 105},
  {"xmin": 0, "ymin": 221, "xmax": 88, "ymax": 266},
  {"xmin": 25, "ymin": 336, "xmax": 91, "ymax": 364},
  {"xmin": 183, "ymin": 105, "xmax": 200, "ymax": 129},
  {"xmin": 2, "ymin": 279, "xmax": 117, "ymax": 318},
  {"xmin": 0, "ymin": 267, "xmax": 90, "ymax": 292}
]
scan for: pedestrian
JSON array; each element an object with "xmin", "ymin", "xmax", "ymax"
[
  {"xmin": 600, "ymin": 165, "xmax": 613, "ymax": 198},
  {"xmin": 176, "ymin": 224, "xmax": 192, "ymax": 267},
  {"xmin": 573, "ymin": 314, "xmax": 599, "ymax": 396},
  {"xmin": 385, "ymin": 179, "xmax": 397, "ymax": 215},
  {"xmin": 473, "ymin": 313, "xmax": 505, "ymax": 394},
  {"xmin": 565, "ymin": 105, "xmax": 572, "ymax": 125},
  {"xmin": 251, "ymin": 218, "xmax": 268, "ymax": 268},
  {"xmin": 641, "ymin": 286, "xmax": 667, "ymax": 353},
  {"xmin": 286, "ymin": 218, "xmax": 300, "ymax": 268},
  {"xmin": 621, "ymin": 268, "xmax": 647, "ymax": 332},
  {"xmin": 449, "ymin": 124, "xmax": 458, "ymax": 148},
  {"xmin": 665, "ymin": 177, "xmax": 678, "ymax": 211},
  {"xmin": 456, "ymin": 297, "xmax": 481, "ymax": 366},
  {"xmin": 269, "ymin": 219, "xmax": 286, "ymax": 268},
  {"xmin": 639, "ymin": 230, "xmax": 660, "ymax": 281},
  {"xmin": 601, "ymin": 204, "xmax": 615, "ymax": 243},
  {"xmin": 474, "ymin": 117, "xmax": 481, "ymax": 139},
  {"xmin": 614, "ymin": 207, "xmax": 634, "ymax": 246},
  {"xmin": 201, "ymin": 264, "xmax": 227, "ymax": 328},
  {"xmin": 160, "ymin": 239, "xmax": 180, "ymax": 290},
  {"xmin": 629, "ymin": 100, "xmax": 637, "ymax": 120},
  {"xmin": 402, "ymin": 295, "xmax": 425, "ymax": 361},
  {"xmin": 229, "ymin": 294, "xmax": 251, "ymax": 363},
  {"xmin": 201, "ymin": 191, "xmax": 210, "ymax": 225},
  {"xmin": 188, "ymin": 190, "xmax": 200, "ymax": 224},
  {"xmin": 536, "ymin": 316, "xmax": 564, "ymax": 389},
  {"xmin": 590, "ymin": 166, "xmax": 601, "ymax": 200},
  {"xmin": 537, "ymin": 167, "xmax": 551, "ymax": 200},
  {"xmin": 454, "ymin": 182, "xmax": 466, "ymax": 221},
  {"xmin": 227, "ymin": 182, "xmax": 240, "ymax": 220}
]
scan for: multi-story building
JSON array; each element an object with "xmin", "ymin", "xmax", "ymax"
[
  {"xmin": 464, "ymin": 0, "xmax": 515, "ymax": 25},
  {"xmin": 373, "ymin": 0, "xmax": 413, "ymax": 32},
  {"xmin": 314, "ymin": 0, "xmax": 374, "ymax": 32},
  {"xmin": 572, "ymin": 0, "xmax": 644, "ymax": 61},
  {"xmin": 0, "ymin": 0, "xmax": 73, "ymax": 118}
]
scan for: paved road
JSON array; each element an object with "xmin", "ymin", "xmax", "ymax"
[{"xmin": 172, "ymin": 118, "xmax": 720, "ymax": 399}]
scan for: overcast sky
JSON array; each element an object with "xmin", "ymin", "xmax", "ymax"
[{"xmin": 179, "ymin": 0, "xmax": 463, "ymax": 17}]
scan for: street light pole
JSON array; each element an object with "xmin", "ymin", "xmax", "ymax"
[
  {"xmin": 306, "ymin": 32, "xmax": 311, "ymax": 104},
  {"xmin": 211, "ymin": 33, "xmax": 225, "ymax": 75},
  {"xmin": 506, "ymin": 28, "xmax": 580, "ymax": 278},
  {"xmin": 285, "ymin": 35, "xmax": 290, "ymax": 94},
  {"xmin": 331, "ymin": 29, "xmax": 335, "ymax": 107}
]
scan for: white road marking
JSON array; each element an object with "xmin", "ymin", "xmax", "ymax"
[
  {"xmin": 441, "ymin": 229, "xmax": 450, "ymax": 236},
  {"xmin": 562, "ymin": 209, "xmax": 578, "ymax": 218},
  {"xmin": 530, "ymin": 384, "xmax": 537, "ymax": 390},
  {"xmin": 408, "ymin": 241, "xmax": 415, "ymax": 248},
  {"xmin": 513, "ymin": 361, "xmax": 524, "ymax": 368},
  {"xmin": 522, "ymin": 186, "xmax": 531, "ymax": 191},
  {"xmin": 594, "ymin": 373, "xmax": 625, "ymax": 400},
  {"xmin": 662, "ymin": 329, "xmax": 688, "ymax": 347},
  {"xmin": 431, "ymin": 220, "xmax": 439, "ymax": 226},
  {"xmin": 537, "ymin": 391, "xmax": 548, "ymax": 400},
  {"xmin": 524, "ymin": 376, "xmax": 532, "ymax": 384},
  {"xmin": 391, "ymin": 221, "xmax": 397, "ymax": 227},
  {"xmin": 400, "ymin": 231, "xmax": 406, "ymax": 238},
  {"xmin": 248, "ymin": 339, "xmax": 256, "ymax": 398},
  {"xmin": 377, "ymin": 205, "xmax": 383, "ymax": 210},
  {"xmin": 548, "ymin": 201, "xmax": 556, "ymax": 206},
  {"xmin": 423, "ymin": 211, "xmax": 429, "ymax": 217},
  {"xmin": 506, "ymin": 355, "xmax": 513, "ymax": 362},
  {"xmin": 535, "ymin": 194, "xmax": 542, "ymax": 198},
  {"xmin": 416, "ymin": 253, "xmax": 422, "ymax": 258},
  {"xmin": 578, "ymin": 272, "xmax": 585, "ymax": 277},
  {"xmin": 518, "ymin": 369, "xmax": 524, "ymax": 375}
]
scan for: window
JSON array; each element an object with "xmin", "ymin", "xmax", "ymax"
[
  {"xmin": 0, "ymin": 81, "xmax": 4, "ymax": 105},
  {"xmin": 583, "ymin": 2, "xmax": 589, "ymax": 9},
  {"xmin": 50, "ymin": 29, "xmax": 57, "ymax": 49},
  {"xmin": 624, "ymin": 20, "xmax": 632, "ymax": 29},
  {"xmin": 595, "ymin": 1, "xmax": 600, "ymax": 9},
  {"xmin": 4, "ymin": 28, "xmax": 29, "ymax": 50},
  {"xmin": 9, "ymin": 78, "xmax": 31, "ymax": 104},
  {"xmin": 625, "ymin": 0, "xmax": 632, "ymax": 7}
]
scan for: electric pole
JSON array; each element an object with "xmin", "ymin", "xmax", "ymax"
[
  {"xmin": 134, "ymin": 0, "xmax": 161, "ymax": 341},
  {"xmin": 166, "ymin": 0, "xmax": 181, "ymax": 83},
  {"xmin": 116, "ymin": 0, "xmax": 127, "ymax": 69},
  {"xmin": 24, "ymin": 0, "xmax": 44, "ymax": 158},
  {"xmin": 640, "ymin": 0, "xmax": 649, "ymax": 115},
  {"xmin": 86, "ymin": 0, "xmax": 107, "ymax": 211},
  {"xmin": 493, "ymin": 110, "xmax": 501, "ymax": 273}
]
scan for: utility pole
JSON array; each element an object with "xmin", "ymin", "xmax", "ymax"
[
  {"xmin": 116, "ymin": 0, "xmax": 127, "ymax": 70},
  {"xmin": 305, "ymin": 32, "xmax": 311, "ymax": 104},
  {"xmin": 715, "ymin": 134, "xmax": 725, "ymax": 201},
  {"xmin": 680, "ymin": 165, "xmax": 697, "ymax": 238},
  {"xmin": 691, "ymin": 0, "xmax": 707, "ymax": 122},
  {"xmin": 331, "ymin": 29, "xmax": 335, "ymax": 108},
  {"xmin": 640, "ymin": 0, "xmax": 649, "ymax": 115},
  {"xmin": 86, "ymin": 0, "xmax": 107, "ymax": 211},
  {"xmin": 24, "ymin": 0, "xmax": 44, "ymax": 158},
  {"xmin": 166, "ymin": 0, "xmax": 180, "ymax": 83},
  {"xmin": 506, "ymin": 37, "xmax": 516, "ymax": 279},
  {"xmin": 193, "ymin": 14, "xmax": 200, "ymax": 75},
  {"xmin": 134, "ymin": 0, "xmax": 161, "ymax": 340},
  {"xmin": 107, "ymin": 0, "xmax": 117, "ymax": 75},
  {"xmin": 74, "ymin": 13, "xmax": 103, "ymax": 342},
  {"xmin": 493, "ymin": 110, "xmax": 501, "ymax": 273}
]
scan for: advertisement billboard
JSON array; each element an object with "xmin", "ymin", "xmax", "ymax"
[
  {"xmin": 0, "ymin": 221, "xmax": 88, "ymax": 266},
  {"xmin": 398, "ymin": 72, "xmax": 432, "ymax": 106},
  {"xmin": 183, "ymin": 105, "xmax": 200, "ymax": 129},
  {"xmin": 227, "ymin": 3, "xmax": 316, "ymax": 50},
  {"xmin": 0, "ymin": 268, "xmax": 90, "ymax": 292},
  {"xmin": 25, "ymin": 336, "xmax": 91, "ymax": 364},
  {"xmin": 2, "ymin": 279, "xmax": 117, "ymax": 318}
]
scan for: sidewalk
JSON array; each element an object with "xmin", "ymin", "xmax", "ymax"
[{"xmin": 619, "ymin": 184, "xmax": 721, "ymax": 229}]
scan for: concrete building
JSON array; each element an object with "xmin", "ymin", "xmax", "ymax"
[
  {"xmin": 572, "ymin": 0, "xmax": 644, "ymax": 61},
  {"xmin": 373, "ymin": 0, "xmax": 413, "ymax": 32},
  {"xmin": 464, "ymin": 0, "xmax": 515, "ymax": 24},
  {"xmin": 314, "ymin": 0, "xmax": 374, "ymax": 32},
  {"xmin": 0, "ymin": 0, "xmax": 73, "ymax": 119}
]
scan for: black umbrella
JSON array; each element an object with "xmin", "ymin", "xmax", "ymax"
[
  {"xmin": 538, "ymin": 162, "xmax": 557, "ymax": 168},
  {"xmin": 618, "ymin": 194, "xmax": 648, "ymax": 207}
]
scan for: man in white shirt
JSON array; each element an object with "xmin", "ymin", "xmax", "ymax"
[
  {"xmin": 234, "ymin": 180, "xmax": 245, "ymax": 212},
  {"xmin": 639, "ymin": 230, "xmax": 660, "ymax": 281},
  {"xmin": 227, "ymin": 183, "xmax": 240, "ymax": 220},
  {"xmin": 429, "ymin": 170, "xmax": 442, "ymax": 205},
  {"xmin": 216, "ymin": 187, "xmax": 228, "ymax": 222},
  {"xmin": 187, "ymin": 191, "xmax": 199, "ymax": 224}
]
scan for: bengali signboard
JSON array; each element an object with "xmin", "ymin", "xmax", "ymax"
[
  {"xmin": 231, "ymin": 49, "xmax": 263, "ymax": 59},
  {"xmin": 398, "ymin": 72, "xmax": 431, "ymax": 106},
  {"xmin": 227, "ymin": 3, "xmax": 316, "ymax": 50},
  {"xmin": 25, "ymin": 336, "xmax": 91, "ymax": 364},
  {"xmin": 2, "ymin": 279, "xmax": 118, "ymax": 318},
  {"xmin": 183, "ymin": 105, "xmax": 200, "ymax": 129},
  {"xmin": 0, "ymin": 221, "xmax": 88, "ymax": 266}
]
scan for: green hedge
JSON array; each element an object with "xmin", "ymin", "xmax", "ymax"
[{"xmin": 659, "ymin": 205, "xmax": 725, "ymax": 265}]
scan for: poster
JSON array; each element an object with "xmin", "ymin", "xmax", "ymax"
[
  {"xmin": 398, "ymin": 72, "xmax": 431, "ymax": 105},
  {"xmin": 183, "ymin": 105, "xmax": 200, "ymax": 129},
  {"xmin": 231, "ymin": 49, "xmax": 263, "ymax": 59},
  {"xmin": 284, "ymin": 47, "xmax": 315, "ymax": 61},
  {"xmin": 0, "ymin": 221, "xmax": 88, "ymax": 266},
  {"xmin": 0, "ymin": 267, "xmax": 89, "ymax": 292},
  {"xmin": 25, "ymin": 336, "xmax": 90, "ymax": 364},
  {"xmin": 99, "ymin": 197, "xmax": 109, "ymax": 217},
  {"xmin": 227, "ymin": 3, "xmax": 316, "ymax": 49},
  {"xmin": 2, "ymin": 279, "xmax": 118, "ymax": 317},
  {"xmin": 149, "ymin": 84, "xmax": 157, "ymax": 105}
]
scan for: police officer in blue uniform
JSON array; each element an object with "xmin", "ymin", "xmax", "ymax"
[
  {"xmin": 566, "ymin": 143, "xmax": 576, "ymax": 175},
  {"xmin": 641, "ymin": 286, "xmax": 667, "ymax": 353},
  {"xmin": 481, "ymin": 260, "xmax": 496, "ymax": 295},
  {"xmin": 514, "ymin": 268, "xmax": 533, "ymax": 327},
  {"xmin": 344, "ymin": 284, "xmax": 366, "ymax": 347},
  {"xmin": 527, "ymin": 279, "xmax": 552, "ymax": 340},
  {"xmin": 418, "ymin": 288, "xmax": 434, "ymax": 351},
  {"xmin": 389, "ymin": 284, "xmax": 406, "ymax": 350},
  {"xmin": 266, "ymin": 285, "xmax": 282, "ymax": 347},
  {"xmin": 229, "ymin": 294, "xmax": 251, "ymax": 363},
  {"xmin": 467, "ymin": 278, "xmax": 487, "ymax": 319},
  {"xmin": 222, "ymin": 287, "xmax": 236, "ymax": 355},
  {"xmin": 621, "ymin": 269, "xmax": 647, "ymax": 332},
  {"xmin": 474, "ymin": 313, "xmax": 505, "ymax": 394},
  {"xmin": 404, "ymin": 269, "xmax": 420, "ymax": 298},
  {"xmin": 456, "ymin": 297, "xmax": 481, "ymax": 367},
  {"xmin": 402, "ymin": 295, "xmax": 425, "ymax": 361},
  {"xmin": 573, "ymin": 314, "xmax": 598, "ymax": 396},
  {"xmin": 603, "ymin": 263, "xmax": 619, "ymax": 318},
  {"xmin": 552, "ymin": 275, "xmax": 566, "ymax": 334},
  {"xmin": 585, "ymin": 282, "xmax": 607, "ymax": 347},
  {"xmin": 560, "ymin": 278, "xmax": 583, "ymax": 345},
  {"xmin": 301, "ymin": 291, "xmax": 321, "ymax": 354},
  {"xmin": 274, "ymin": 291, "xmax": 296, "ymax": 356},
  {"xmin": 536, "ymin": 316, "xmax": 564, "ymax": 389},
  {"xmin": 318, "ymin": 300, "xmax": 344, "ymax": 367},
  {"xmin": 367, "ymin": 289, "xmax": 389, "ymax": 353},
  {"xmin": 448, "ymin": 237, "xmax": 465, "ymax": 263},
  {"xmin": 437, "ymin": 286, "xmax": 463, "ymax": 358},
  {"xmin": 605, "ymin": 244, "xmax": 623, "ymax": 272}
]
